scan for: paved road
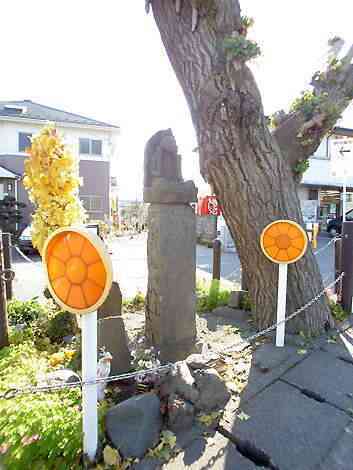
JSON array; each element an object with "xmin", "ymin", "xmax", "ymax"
[{"xmin": 12, "ymin": 233, "xmax": 334, "ymax": 301}]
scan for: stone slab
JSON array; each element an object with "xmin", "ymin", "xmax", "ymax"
[
  {"xmin": 282, "ymin": 349, "xmax": 353, "ymax": 411},
  {"xmin": 318, "ymin": 422, "xmax": 353, "ymax": 469},
  {"xmin": 230, "ymin": 381, "xmax": 351, "ymax": 470},
  {"xmin": 166, "ymin": 432, "xmax": 257, "ymax": 469},
  {"xmin": 98, "ymin": 281, "xmax": 122, "ymax": 319},
  {"xmin": 98, "ymin": 317, "xmax": 131, "ymax": 374},
  {"xmin": 241, "ymin": 343, "xmax": 308, "ymax": 403},
  {"xmin": 320, "ymin": 333, "xmax": 353, "ymax": 363}
]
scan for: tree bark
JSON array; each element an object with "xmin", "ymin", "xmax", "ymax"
[{"xmin": 151, "ymin": 0, "xmax": 334, "ymax": 333}]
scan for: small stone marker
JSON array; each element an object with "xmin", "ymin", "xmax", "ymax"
[
  {"xmin": 98, "ymin": 281, "xmax": 122, "ymax": 319},
  {"xmin": 98, "ymin": 282, "xmax": 131, "ymax": 374},
  {"xmin": 98, "ymin": 317, "xmax": 131, "ymax": 374}
]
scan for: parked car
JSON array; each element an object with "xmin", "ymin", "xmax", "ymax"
[
  {"xmin": 327, "ymin": 209, "xmax": 353, "ymax": 236},
  {"xmin": 18, "ymin": 226, "xmax": 37, "ymax": 254}
]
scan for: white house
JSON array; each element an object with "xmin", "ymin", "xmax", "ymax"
[{"xmin": 0, "ymin": 100, "xmax": 120, "ymax": 227}]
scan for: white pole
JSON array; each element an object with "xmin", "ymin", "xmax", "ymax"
[
  {"xmin": 276, "ymin": 263, "xmax": 288, "ymax": 347},
  {"xmin": 81, "ymin": 311, "xmax": 98, "ymax": 461}
]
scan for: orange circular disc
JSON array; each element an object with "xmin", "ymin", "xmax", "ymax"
[
  {"xmin": 43, "ymin": 228, "xmax": 113, "ymax": 314},
  {"xmin": 260, "ymin": 220, "xmax": 308, "ymax": 264}
]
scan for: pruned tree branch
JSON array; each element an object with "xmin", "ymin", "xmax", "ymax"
[{"xmin": 273, "ymin": 38, "xmax": 353, "ymax": 177}]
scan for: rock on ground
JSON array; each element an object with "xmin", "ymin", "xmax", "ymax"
[
  {"xmin": 194, "ymin": 368, "xmax": 231, "ymax": 412},
  {"xmin": 161, "ymin": 362, "xmax": 199, "ymax": 404},
  {"xmin": 105, "ymin": 393, "xmax": 162, "ymax": 459},
  {"xmin": 167, "ymin": 393, "xmax": 195, "ymax": 432}
]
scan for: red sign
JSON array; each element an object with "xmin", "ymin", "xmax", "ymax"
[{"xmin": 197, "ymin": 196, "xmax": 221, "ymax": 216}]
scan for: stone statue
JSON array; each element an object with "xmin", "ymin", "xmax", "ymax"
[{"xmin": 143, "ymin": 129, "xmax": 197, "ymax": 204}]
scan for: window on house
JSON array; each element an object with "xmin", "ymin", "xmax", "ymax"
[
  {"xmin": 309, "ymin": 189, "xmax": 318, "ymax": 200},
  {"xmin": 18, "ymin": 133, "xmax": 32, "ymax": 152},
  {"xmin": 91, "ymin": 140, "xmax": 102, "ymax": 155},
  {"xmin": 79, "ymin": 138, "xmax": 102, "ymax": 156},
  {"xmin": 79, "ymin": 138, "xmax": 90, "ymax": 155},
  {"xmin": 80, "ymin": 195, "xmax": 104, "ymax": 212}
]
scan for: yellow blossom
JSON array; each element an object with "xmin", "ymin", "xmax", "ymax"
[{"xmin": 23, "ymin": 124, "xmax": 87, "ymax": 253}]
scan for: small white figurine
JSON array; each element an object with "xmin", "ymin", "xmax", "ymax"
[{"xmin": 97, "ymin": 350, "xmax": 113, "ymax": 401}]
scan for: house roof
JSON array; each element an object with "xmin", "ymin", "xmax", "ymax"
[
  {"xmin": 0, "ymin": 100, "xmax": 119, "ymax": 129},
  {"xmin": 0, "ymin": 165, "xmax": 20, "ymax": 179}
]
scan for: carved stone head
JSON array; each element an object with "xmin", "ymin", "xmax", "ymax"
[{"xmin": 144, "ymin": 129, "xmax": 182, "ymax": 188}]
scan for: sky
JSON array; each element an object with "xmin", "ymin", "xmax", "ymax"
[{"xmin": 1, "ymin": 0, "xmax": 353, "ymax": 200}]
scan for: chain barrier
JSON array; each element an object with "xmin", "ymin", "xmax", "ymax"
[
  {"xmin": 220, "ymin": 272, "xmax": 344, "ymax": 356},
  {"xmin": 14, "ymin": 246, "xmax": 42, "ymax": 266},
  {"xmin": 1, "ymin": 273, "xmax": 344, "ymax": 400},
  {"xmin": 313, "ymin": 236, "xmax": 340, "ymax": 257},
  {"xmin": 0, "ymin": 268, "xmax": 15, "ymax": 282},
  {"xmin": 224, "ymin": 266, "xmax": 241, "ymax": 281}
]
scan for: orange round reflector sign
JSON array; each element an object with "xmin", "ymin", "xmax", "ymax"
[
  {"xmin": 43, "ymin": 228, "xmax": 113, "ymax": 314},
  {"xmin": 260, "ymin": 220, "xmax": 308, "ymax": 264}
]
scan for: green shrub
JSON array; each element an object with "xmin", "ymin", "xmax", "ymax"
[
  {"xmin": 7, "ymin": 298, "xmax": 46, "ymax": 326},
  {"xmin": 329, "ymin": 301, "xmax": 348, "ymax": 322},
  {"xmin": 196, "ymin": 279, "xmax": 231, "ymax": 313},
  {"xmin": 0, "ymin": 343, "xmax": 82, "ymax": 469},
  {"xmin": 0, "ymin": 342, "xmax": 108, "ymax": 469},
  {"xmin": 46, "ymin": 310, "xmax": 77, "ymax": 343},
  {"xmin": 123, "ymin": 291, "xmax": 145, "ymax": 312},
  {"xmin": 7, "ymin": 299, "xmax": 77, "ymax": 346}
]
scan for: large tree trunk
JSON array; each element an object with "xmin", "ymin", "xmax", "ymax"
[{"xmin": 151, "ymin": 0, "xmax": 333, "ymax": 333}]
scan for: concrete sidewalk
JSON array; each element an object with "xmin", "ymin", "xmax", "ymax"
[{"xmin": 165, "ymin": 327, "xmax": 353, "ymax": 469}]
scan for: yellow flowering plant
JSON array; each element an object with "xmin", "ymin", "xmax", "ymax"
[{"xmin": 23, "ymin": 124, "xmax": 87, "ymax": 253}]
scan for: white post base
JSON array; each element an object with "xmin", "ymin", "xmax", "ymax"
[
  {"xmin": 81, "ymin": 311, "xmax": 98, "ymax": 461},
  {"xmin": 276, "ymin": 264, "xmax": 288, "ymax": 347}
]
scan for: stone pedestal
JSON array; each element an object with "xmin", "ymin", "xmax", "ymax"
[{"xmin": 146, "ymin": 203, "xmax": 196, "ymax": 362}]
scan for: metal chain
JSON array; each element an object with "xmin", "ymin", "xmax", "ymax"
[
  {"xmin": 314, "ymin": 236, "xmax": 340, "ymax": 257},
  {"xmin": 1, "ymin": 273, "xmax": 344, "ymax": 400},
  {"xmin": 220, "ymin": 272, "xmax": 345, "ymax": 356},
  {"xmin": 0, "ymin": 268, "xmax": 15, "ymax": 282},
  {"xmin": 1, "ymin": 364, "xmax": 173, "ymax": 400},
  {"xmin": 224, "ymin": 266, "xmax": 241, "ymax": 281},
  {"xmin": 14, "ymin": 246, "xmax": 41, "ymax": 266}
]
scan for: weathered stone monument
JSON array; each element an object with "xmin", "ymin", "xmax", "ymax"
[
  {"xmin": 144, "ymin": 129, "xmax": 198, "ymax": 362},
  {"xmin": 98, "ymin": 281, "xmax": 132, "ymax": 374}
]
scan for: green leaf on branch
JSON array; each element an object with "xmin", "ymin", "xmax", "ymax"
[
  {"xmin": 223, "ymin": 35, "xmax": 261, "ymax": 62},
  {"xmin": 294, "ymin": 159, "xmax": 310, "ymax": 175}
]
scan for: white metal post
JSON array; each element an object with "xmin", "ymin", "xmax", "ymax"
[
  {"xmin": 276, "ymin": 263, "xmax": 288, "ymax": 347},
  {"xmin": 81, "ymin": 311, "xmax": 98, "ymax": 461}
]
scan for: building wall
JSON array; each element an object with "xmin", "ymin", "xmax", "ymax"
[
  {"xmin": 302, "ymin": 134, "xmax": 353, "ymax": 188},
  {"xmin": 0, "ymin": 120, "xmax": 117, "ymax": 163},
  {"xmin": 0, "ymin": 155, "xmax": 32, "ymax": 227},
  {"xmin": 0, "ymin": 119, "xmax": 118, "ymax": 224},
  {"xmin": 79, "ymin": 160, "xmax": 110, "ymax": 220}
]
